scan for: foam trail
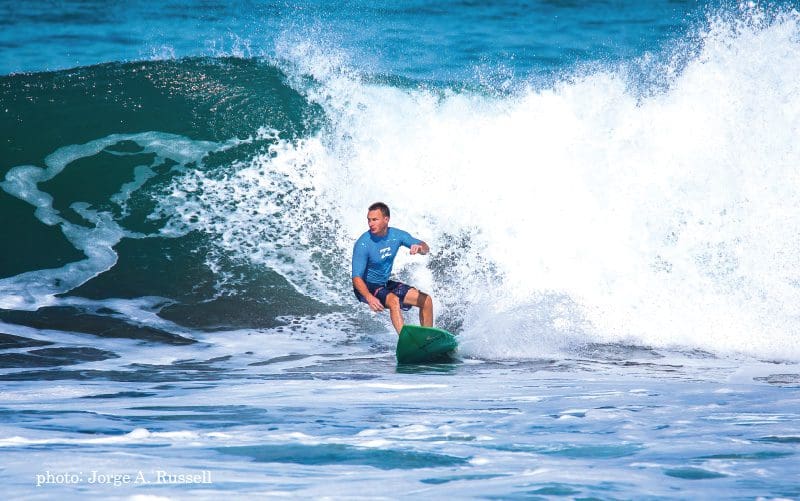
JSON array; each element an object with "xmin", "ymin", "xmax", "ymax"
[{"xmin": 0, "ymin": 132, "xmax": 231, "ymax": 310}]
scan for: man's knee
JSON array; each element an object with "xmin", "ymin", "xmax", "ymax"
[{"xmin": 385, "ymin": 293, "xmax": 401, "ymax": 309}]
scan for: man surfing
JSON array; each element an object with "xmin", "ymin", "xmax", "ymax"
[{"xmin": 352, "ymin": 202, "xmax": 433, "ymax": 334}]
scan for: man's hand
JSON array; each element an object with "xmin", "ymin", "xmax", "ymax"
[
  {"xmin": 353, "ymin": 277, "xmax": 385, "ymax": 312},
  {"xmin": 366, "ymin": 294, "xmax": 384, "ymax": 312},
  {"xmin": 409, "ymin": 242, "xmax": 429, "ymax": 255}
]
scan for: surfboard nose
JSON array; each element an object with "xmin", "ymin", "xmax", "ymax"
[{"xmin": 396, "ymin": 325, "xmax": 458, "ymax": 364}]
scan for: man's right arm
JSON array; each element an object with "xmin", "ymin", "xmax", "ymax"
[{"xmin": 352, "ymin": 239, "xmax": 384, "ymax": 312}]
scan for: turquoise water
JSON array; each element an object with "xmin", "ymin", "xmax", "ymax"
[
  {"xmin": 2, "ymin": 0, "xmax": 800, "ymax": 498},
  {"xmin": 1, "ymin": 1, "xmax": 690, "ymax": 79}
]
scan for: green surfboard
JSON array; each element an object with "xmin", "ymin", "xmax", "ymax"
[{"xmin": 396, "ymin": 325, "xmax": 458, "ymax": 364}]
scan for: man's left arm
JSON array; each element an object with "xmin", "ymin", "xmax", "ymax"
[{"xmin": 398, "ymin": 229, "xmax": 429, "ymax": 255}]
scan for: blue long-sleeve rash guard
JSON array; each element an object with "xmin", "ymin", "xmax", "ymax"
[{"xmin": 351, "ymin": 228, "xmax": 421, "ymax": 286}]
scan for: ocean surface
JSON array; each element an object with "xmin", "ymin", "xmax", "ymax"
[{"xmin": 2, "ymin": 0, "xmax": 800, "ymax": 498}]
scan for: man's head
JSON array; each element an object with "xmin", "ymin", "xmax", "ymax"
[
  {"xmin": 368, "ymin": 202, "xmax": 390, "ymax": 218},
  {"xmin": 367, "ymin": 202, "xmax": 390, "ymax": 236}
]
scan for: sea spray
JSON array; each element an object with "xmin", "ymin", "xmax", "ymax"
[{"xmin": 262, "ymin": 5, "xmax": 800, "ymax": 360}]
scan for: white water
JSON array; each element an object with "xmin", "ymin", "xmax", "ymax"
[
  {"xmin": 148, "ymin": 9, "xmax": 800, "ymax": 361},
  {"xmin": 294, "ymin": 9, "xmax": 800, "ymax": 361}
]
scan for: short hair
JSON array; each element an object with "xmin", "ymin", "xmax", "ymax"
[{"xmin": 368, "ymin": 202, "xmax": 390, "ymax": 218}]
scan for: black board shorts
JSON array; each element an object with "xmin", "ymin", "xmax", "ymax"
[{"xmin": 353, "ymin": 280, "xmax": 413, "ymax": 311}]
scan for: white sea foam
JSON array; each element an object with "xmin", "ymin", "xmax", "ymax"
[
  {"xmin": 260, "ymin": 8, "xmax": 800, "ymax": 361},
  {"xmin": 0, "ymin": 428, "xmax": 221, "ymax": 448}
]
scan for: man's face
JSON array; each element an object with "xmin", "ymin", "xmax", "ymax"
[{"xmin": 367, "ymin": 209, "xmax": 389, "ymax": 236}]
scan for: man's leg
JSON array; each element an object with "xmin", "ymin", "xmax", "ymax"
[
  {"xmin": 384, "ymin": 293, "xmax": 404, "ymax": 334},
  {"xmin": 403, "ymin": 288, "xmax": 433, "ymax": 327}
]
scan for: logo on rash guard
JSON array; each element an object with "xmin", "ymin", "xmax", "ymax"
[{"xmin": 379, "ymin": 246, "xmax": 392, "ymax": 259}]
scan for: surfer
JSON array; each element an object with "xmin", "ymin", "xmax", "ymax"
[{"xmin": 352, "ymin": 202, "xmax": 433, "ymax": 334}]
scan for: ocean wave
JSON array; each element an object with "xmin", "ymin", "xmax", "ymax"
[{"xmin": 2, "ymin": 5, "xmax": 800, "ymax": 361}]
